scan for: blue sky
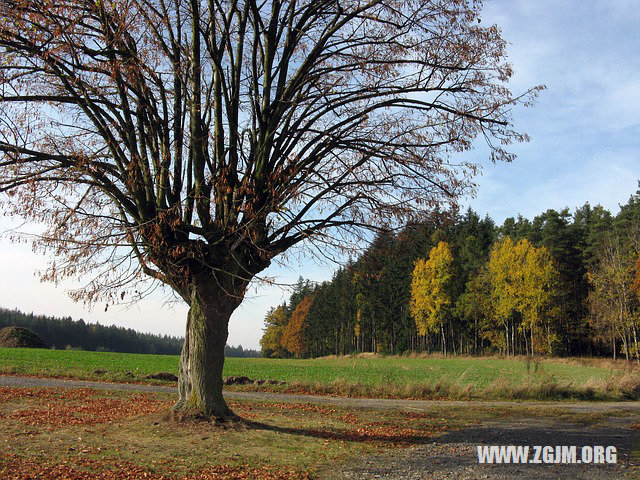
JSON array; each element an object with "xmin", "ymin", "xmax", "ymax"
[
  {"xmin": 0, "ymin": 0, "xmax": 638, "ymax": 349},
  {"xmin": 468, "ymin": 0, "xmax": 640, "ymax": 220}
]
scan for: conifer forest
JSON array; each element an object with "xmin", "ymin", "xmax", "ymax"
[{"xmin": 261, "ymin": 191, "xmax": 640, "ymax": 362}]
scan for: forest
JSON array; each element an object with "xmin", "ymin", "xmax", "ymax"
[
  {"xmin": 0, "ymin": 308, "xmax": 259, "ymax": 357},
  {"xmin": 260, "ymin": 190, "xmax": 640, "ymax": 362}
]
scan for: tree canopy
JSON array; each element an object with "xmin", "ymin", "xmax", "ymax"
[
  {"xmin": 0, "ymin": 0, "xmax": 538, "ymax": 418},
  {"xmin": 0, "ymin": 0, "xmax": 537, "ymax": 302},
  {"xmin": 410, "ymin": 241, "xmax": 453, "ymax": 349}
]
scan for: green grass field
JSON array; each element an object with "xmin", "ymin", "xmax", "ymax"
[{"xmin": 1, "ymin": 347, "xmax": 639, "ymax": 400}]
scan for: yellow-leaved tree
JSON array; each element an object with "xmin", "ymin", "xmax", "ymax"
[
  {"xmin": 486, "ymin": 237, "xmax": 559, "ymax": 355},
  {"xmin": 520, "ymin": 241, "xmax": 559, "ymax": 354},
  {"xmin": 259, "ymin": 304, "xmax": 289, "ymax": 358},
  {"xmin": 410, "ymin": 241, "xmax": 454, "ymax": 355},
  {"xmin": 485, "ymin": 237, "xmax": 519, "ymax": 354},
  {"xmin": 589, "ymin": 237, "xmax": 639, "ymax": 363}
]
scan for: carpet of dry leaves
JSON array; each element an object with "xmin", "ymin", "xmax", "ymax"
[
  {"xmin": 0, "ymin": 386, "xmax": 453, "ymax": 479},
  {"xmin": 2, "ymin": 387, "xmax": 169, "ymax": 428},
  {"xmin": 0, "ymin": 456, "xmax": 311, "ymax": 480}
]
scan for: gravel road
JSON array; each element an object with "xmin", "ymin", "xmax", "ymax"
[
  {"xmin": 2, "ymin": 375, "xmax": 640, "ymax": 413},
  {"xmin": 328, "ymin": 416, "xmax": 638, "ymax": 480}
]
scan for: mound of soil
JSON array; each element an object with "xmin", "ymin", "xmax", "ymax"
[
  {"xmin": 0, "ymin": 326, "xmax": 48, "ymax": 349},
  {"xmin": 224, "ymin": 376, "xmax": 286, "ymax": 386},
  {"xmin": 145, "ymin": 372, "xmax": 178, "ymax": 382}
]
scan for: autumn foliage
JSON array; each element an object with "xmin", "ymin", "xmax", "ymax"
[
  {"xmin": 410, "ymin": 242, "xmax": 454, "ymax": 353},
  {"xmin": 410, "ymin": 238, "xmax": 559, "ymax": 355},
  {"xmin": 588, "ymin": 234, "xmax": 640, "ymax": 363},
  {"xmin": 281, "ymin": 296, "xmax": 313, "ymax": 358},
  {"xmin": 482, "ymin": 237, "xmax": 559, "ymax": 355},
  {"xmin": 0, "ymin": 385, "xmax": 454, "ymax": 479}
]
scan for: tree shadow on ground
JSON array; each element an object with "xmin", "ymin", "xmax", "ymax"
[{"xmin": 242, "ymin": 418, "xmax": 436, "ymax": 446}]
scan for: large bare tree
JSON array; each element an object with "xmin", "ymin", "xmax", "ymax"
[{"xmin": 0, "ymin": 0, "xmax": 540, "ymax": 418}]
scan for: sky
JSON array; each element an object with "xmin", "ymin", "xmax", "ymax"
[{"xmin": 0, "ymin": 0, "xmax": 638, "ymax": 350}]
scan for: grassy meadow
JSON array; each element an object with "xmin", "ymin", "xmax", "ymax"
[{"xmin": 1, "ymin": 347, "xmax": 640, "ymax": 400}]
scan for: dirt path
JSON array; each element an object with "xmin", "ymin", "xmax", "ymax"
[
  {"xmin": 2, "ymin": 375, "xmax": 639, "ymax": 479},
  {"xmin": 2, "ymin": 375, "xmax": 640, "ymax": 413}
]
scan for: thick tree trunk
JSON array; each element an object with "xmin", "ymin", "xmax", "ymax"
[{"xmin": 173, "ymin": 278, "xmax": 245, "ymax": 420}]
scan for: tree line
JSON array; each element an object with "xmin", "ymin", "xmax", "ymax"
[
  {"xmin": 260, "ymin": 190, "xmax": 640, "ymax": 361},
  {"xmin": 0, "ymin": 308, "xmax": 259, "ymax": 357}
]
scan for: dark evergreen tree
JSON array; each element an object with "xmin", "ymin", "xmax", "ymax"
[{"xmin": 260, "ymin": 190, "xmax": 640, "ymax": 359}]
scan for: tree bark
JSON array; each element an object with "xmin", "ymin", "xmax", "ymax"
[{"xmin": 173, "ymin": 277, "xmax": 245, "ymax": 419}]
